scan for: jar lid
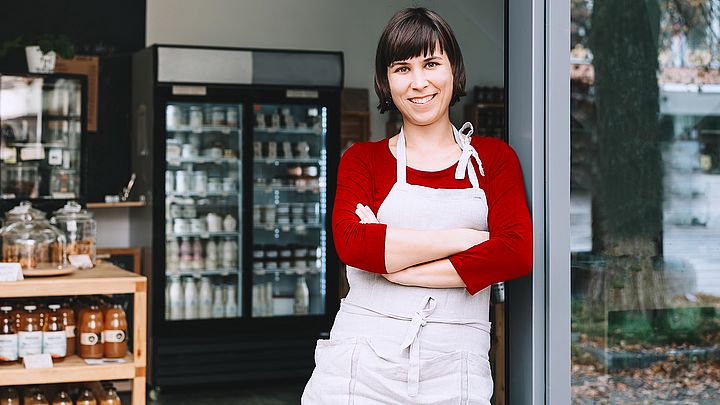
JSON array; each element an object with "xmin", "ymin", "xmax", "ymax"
[
  {"xmin": 52, "ymin": 201, "xmax": 94, "ymax": 221},
  {"xmin": 5, "ymin": 201, "xmax": 46, "ymax": 223}
]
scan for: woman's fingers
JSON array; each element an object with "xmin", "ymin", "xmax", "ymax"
[{"xmin": 355, "ymin": 203, "xmax": 379, "ymax": 224}]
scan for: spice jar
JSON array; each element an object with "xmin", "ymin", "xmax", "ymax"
[{"xmin": 51, "ymin": 201, "xmax": 97, "ymax": 265}]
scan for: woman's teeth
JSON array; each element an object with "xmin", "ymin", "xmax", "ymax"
[{"xmin": 409, "ymin": 94, "xmax": 435, "ymax": 104}]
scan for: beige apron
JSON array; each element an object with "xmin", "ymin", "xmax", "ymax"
[{"xmin": 303, "ymin": 123, "xmax": 493, "ymax": 405}]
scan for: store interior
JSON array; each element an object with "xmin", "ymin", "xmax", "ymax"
[{"xmin": 0, "ymin": 1, "xmax": 506, "ymax": 404}]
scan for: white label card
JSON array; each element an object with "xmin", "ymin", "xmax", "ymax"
[
  {"xmin": 69, "ymin": 255, "xmax": 93, "ymax": 269},
  {"xmin": 0, "ymin": 263, "xmax": 23, "ymax": 281},
  {"xmin": 48, "ymin": 148, "xmax": 63, "ymax": 165},
  {"xmin": 20, "ymin": 147, "xmax": 45, "ymax": 161},
  {"xmin": 23, "ymin": 353, "xmax": 54, "ymax": 369}
]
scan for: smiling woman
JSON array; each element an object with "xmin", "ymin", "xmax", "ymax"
[{"xmin": 302, "ymin": 7, "xmax": 532, "ymax": 405}]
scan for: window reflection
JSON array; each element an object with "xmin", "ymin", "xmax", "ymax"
[{"xmin": 571, "ymin": 0, "xmax": 720, "ymax": 403}]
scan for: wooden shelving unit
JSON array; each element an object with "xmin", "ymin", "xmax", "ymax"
[{"xmin": 0, "ymin": 263, "xmax": 147, "ymax": 405}]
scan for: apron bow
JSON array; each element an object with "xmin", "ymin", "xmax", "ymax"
[{"xmin": 453, "ymin": 122, "xmax": 485, "ymax": 188}]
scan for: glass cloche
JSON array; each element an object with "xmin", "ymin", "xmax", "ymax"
[
  {"xmin": 4, "ymin": 201, "xmax": 46, "ymax": 224},
  {"xmin": 50, "ymin": 201, "xmax": 97, "ymax": 265},
  {"xmin": 0, "ymin": 203, "xmax": 67, "ymax": 271}
]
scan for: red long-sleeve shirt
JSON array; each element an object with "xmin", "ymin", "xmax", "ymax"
[{"xmin": 332, "ymin": 135, "xmax": 533, "ymax": 295}]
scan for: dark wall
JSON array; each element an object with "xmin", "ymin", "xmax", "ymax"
[{"xmin": 0, "ymin": 0, "xmax": 146, "ymax": 202}]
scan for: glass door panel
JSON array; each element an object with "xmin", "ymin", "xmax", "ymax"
[
  {"xmin": 0, "ymin": 75, "xmax": 83, "ymax": 199},
  {"xmin": 570, "ymin": 1, "xmax": 720, "ymax": 402},
  {"xmin": 251, "ymin": 103, "xmax": 327, "ymax": 318},
  {"xmin": 164, "ymin": 102, "xmax": 243, "ymax": 321}
]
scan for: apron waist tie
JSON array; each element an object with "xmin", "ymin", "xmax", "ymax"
[
  {"xmin": 399, "ymin": 296, "xmax": 437, "ymax": 397},
  {"xmin": 340, "ymin": 297, "xmax": 490, "ymax": 397}
]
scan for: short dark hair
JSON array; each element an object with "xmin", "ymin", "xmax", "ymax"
[{"xmin": 374, "ymin": 7, "xmax": 467, "ymax": 113}]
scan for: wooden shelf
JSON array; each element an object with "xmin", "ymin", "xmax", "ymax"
[
  {"xmin": 0, "ymin": 263, "xmax": 147, "ymax": 404},
  {"xmin": 0, "ymin": 262, "xmax": 146, "ymax": 298},
  {"xmin": 0, "ymin": 354, "xmax": 136, "ymax": 386},
  {"xmin": 86, "ymin": 201, "xmax": 146, "ymax": 209}
]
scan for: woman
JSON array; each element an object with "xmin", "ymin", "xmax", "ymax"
[{"xmin": 302, "ymin": 7, "xmax": 532, "ymax": 404}]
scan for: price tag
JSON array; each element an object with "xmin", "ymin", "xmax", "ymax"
[
  {"xmin": 1, "ymin": 147, "xmax": 16, "ymax": 163},
  {"xmin": 48, "ymin": 148, "xmax": 63, "ymax": 165},
  {"xmin": 69, "ymin": 255, "xmax": 93, "ymax": 269},
  {"xmin": 0, "ymin": 263, "xmax": 23, "ymax": 281},
  {"xmin": 23, "ymin": 353, "xmax": 53, "ymax": 369}
]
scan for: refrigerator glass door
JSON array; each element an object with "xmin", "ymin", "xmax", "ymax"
[
  {"xmin": 0, "ymin": 75, "xmax": 82, "ymax": 199},
  {"xmin": 164, "ymin": 101, "xmax": 243, "ymax": 321},
  {"xmin": 251, "ymin": 103, "xmax": 327, "ymax": 318}
]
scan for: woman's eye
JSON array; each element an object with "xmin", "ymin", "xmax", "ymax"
[
  {"xmin": 426, "ymin": 62, "xmax": 437, "ymax": 68},
  {"xmin": 396, "ymin": 66, "xmax": 409, "ymax": 73}
]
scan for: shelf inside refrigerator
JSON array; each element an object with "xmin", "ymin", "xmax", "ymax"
[
  {"xmin": 167, "ymin": 231, "xmax": 239, "ymax": 239},
  {"xmin": 167, "ymin": 157, "xmax": 240, "ymax": 166},
  {"xmin": 167, "ymin": 191, "xmax": 239, "ymax": 198},
  {"xmin": 254, "ymin": 127, "xmax": 322, "ymax": 135},
  {"xmin": 254, "ymin": 184, "xmax": 325, "ymax": 193},
  {"xmin": 167, "ymin": 268, "xmax": 239, "ymax": 276},
  {"xmin": 253, "ymin": 157, "xmax": 323, "ymax": 164},
  {"xmin": 167, "ymin": 125, "xmax": 240, "ymax": 134}
]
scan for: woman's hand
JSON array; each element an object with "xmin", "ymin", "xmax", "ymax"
[{"xmin": 355, "ymin": 204, "xmax": 380, "ymax": 224}]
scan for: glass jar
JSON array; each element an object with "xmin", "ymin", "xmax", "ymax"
[
  {"xmin": 49, "ymin": 168, "xmax": 79, "ymax": 198},
  {"xmin": 50, "ymin": 201, "xmax": 96, "ymax": 265},
  {"xmin": 0, "ymin": 163, "xmax": 39, "ymax": 199},
  {"xmin": 0, "ymin": 203, "xmax": 66, "ymax": 271}
]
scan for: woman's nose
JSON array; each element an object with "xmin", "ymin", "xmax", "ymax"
[{"xmin": 411, "ymin": 70, "xmax": 429, "ymax": 89}]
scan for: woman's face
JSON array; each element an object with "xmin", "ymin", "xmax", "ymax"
[{"xmin": 387, "ymin": 46, "xmax": 454, "ymax": 127}]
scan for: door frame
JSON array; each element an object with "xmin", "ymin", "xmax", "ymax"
[{"xmin": 506, "ymin": 0, "xmax": 570, "ymax": 403}]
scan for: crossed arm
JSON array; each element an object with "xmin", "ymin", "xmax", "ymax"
[{"xmin": 354, "ymin": 204, "xmax": 489, "ymax": 288}]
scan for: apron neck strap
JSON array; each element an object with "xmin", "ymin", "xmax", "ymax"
[{"xmin": 396, "ymin": 126, "xmax": 409, "ymax": 185}]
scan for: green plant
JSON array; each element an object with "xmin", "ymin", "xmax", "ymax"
[{"xmin": 0, "ymin": 34, "xmax": 75, "ymax": 59}]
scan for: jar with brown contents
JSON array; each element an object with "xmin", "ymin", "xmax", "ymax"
[
  {"xmin": 18, "ymin": 305, "xmax": 42, "ymax": 359},
  {"xmin": 42, "ymin": 304, "xmax": 66, "ymax": 361},
  {"xmin": 0, "ymin": 306, "xmax": 18, "ymax": 364},
  {"xmin": 26, "ymin": 391, "xmax": 49, "ymax": 405},
  {"xmin": 99, "ymin": 387, "xmax": 121, "ymax": 405},
  {"xmin": 103, "ymin": 302, "xmax": 128, "ymax": 359},
  {"xmin": 0, "ymin": 387, "xmax": 20, "ymax": 405},
  {"xmin": 59, "ymin": 301, "xmax": 76, "ymax": 356},
  {"xmin": 78, "ymin": 303, "xmax": 103, "ymax": 359},
  {"xmin": 76, "ymin": 389, "xmax": 97, "ymax": 405},
  {"xmin": 51, "ymin": 391, "xmax": 72, "ymax": 405}
]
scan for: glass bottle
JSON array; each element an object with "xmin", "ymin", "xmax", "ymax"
[
  {"xmin": 224, "ymin": 285, "xmax": 237, "ymax": 318},
  {"xmin": 99, "ymin": 386, "xmax": 121, "ymax": 405},
  {"xmin": 18, "ymin": 305, "xmax": 43, "ymax": 358},
  {"xmin": 51, "ymin": 391, "xmax": 72, "ymax": 405},
  {"xmin": 0, "ymin": 306, "xmax": 18, "ymax": 364},
  {"xmin": 211, "ymin": 285, "xmax": 225, "ymax": 318},
  {"xmin": 76, "ymin": 389, "xmax": 97, "ymax": 405},
  {"xmin": 183, "ymin": 277, "xmax": 198, "ymax": 320},
  {"xmin": 27, "ymin": 391, "xmax": 49, "ymax": 405},
  {"xmin": 198, "ymin": 277, "xmax": 212, "ymax": 319},
  {"xmin": 294, "ymin": 276, "xmax": 310, "ymax": 315},
  {"xmin": 78, "ymin": 303, "xmax": 103, "ymax": 359},
  {"xmin": 59, "ymin": 300, "xmax": 76, "ymax": 356},
  {"xmin": 0, "ymin": 387, "xmax": 20, "ymax": 405},
  {"xmin": 168, "ymin": 275, "xmax": 184, "ymax": 320},
  {"xmin": 42, "ymin": 304, "xmax": 67, "ymax": 360},
  {"xmin": 103, "ymin": 302, "xmax": 128, "ymax": 358}
]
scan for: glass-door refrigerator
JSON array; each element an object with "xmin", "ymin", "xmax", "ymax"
[
  {"xmin": 0, "ymin": 73, "xmax": 87, "ymax": 213},
  {"xmin": 131, "ymin": 45, "xmax": 342, "ymax": 389}
]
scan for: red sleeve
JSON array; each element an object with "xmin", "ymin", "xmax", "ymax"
[
  {"xmin": 449, "ymin": 139, "xmax": 533, "ymax": 294},
  {"xmin": 331, "ymin": 143, "xmax": 388, "ymax": 274}
]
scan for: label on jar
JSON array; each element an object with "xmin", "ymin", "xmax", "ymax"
[
  {"xmin": 0, "ymin": 334, "xmax": 18, "ymax": 361},
  {"xmin": 18, "ymin": 331, "xmax": 43, "ymax": 357},
  {"xmin": 65, "ymin": 325, "xmax": 76, "ymax": 338},
  {"xmin": 80, "ymin": 332, "xmax": 101, "ymax": 346},
  {"xmin": 42, "ymin": 331, "xmax": 67, "ymax": 357},
  {"xmin": 66, "ymin": 220, "xmax": 77, "ymax": 232},
  {"xmin": 102, "ymin": 330, "xmax": 127, "ymax": 343}
]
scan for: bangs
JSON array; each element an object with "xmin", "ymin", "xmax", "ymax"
[{"xmin": 383, "ymin": 18, "xmax": 446, "ymax": 66}]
